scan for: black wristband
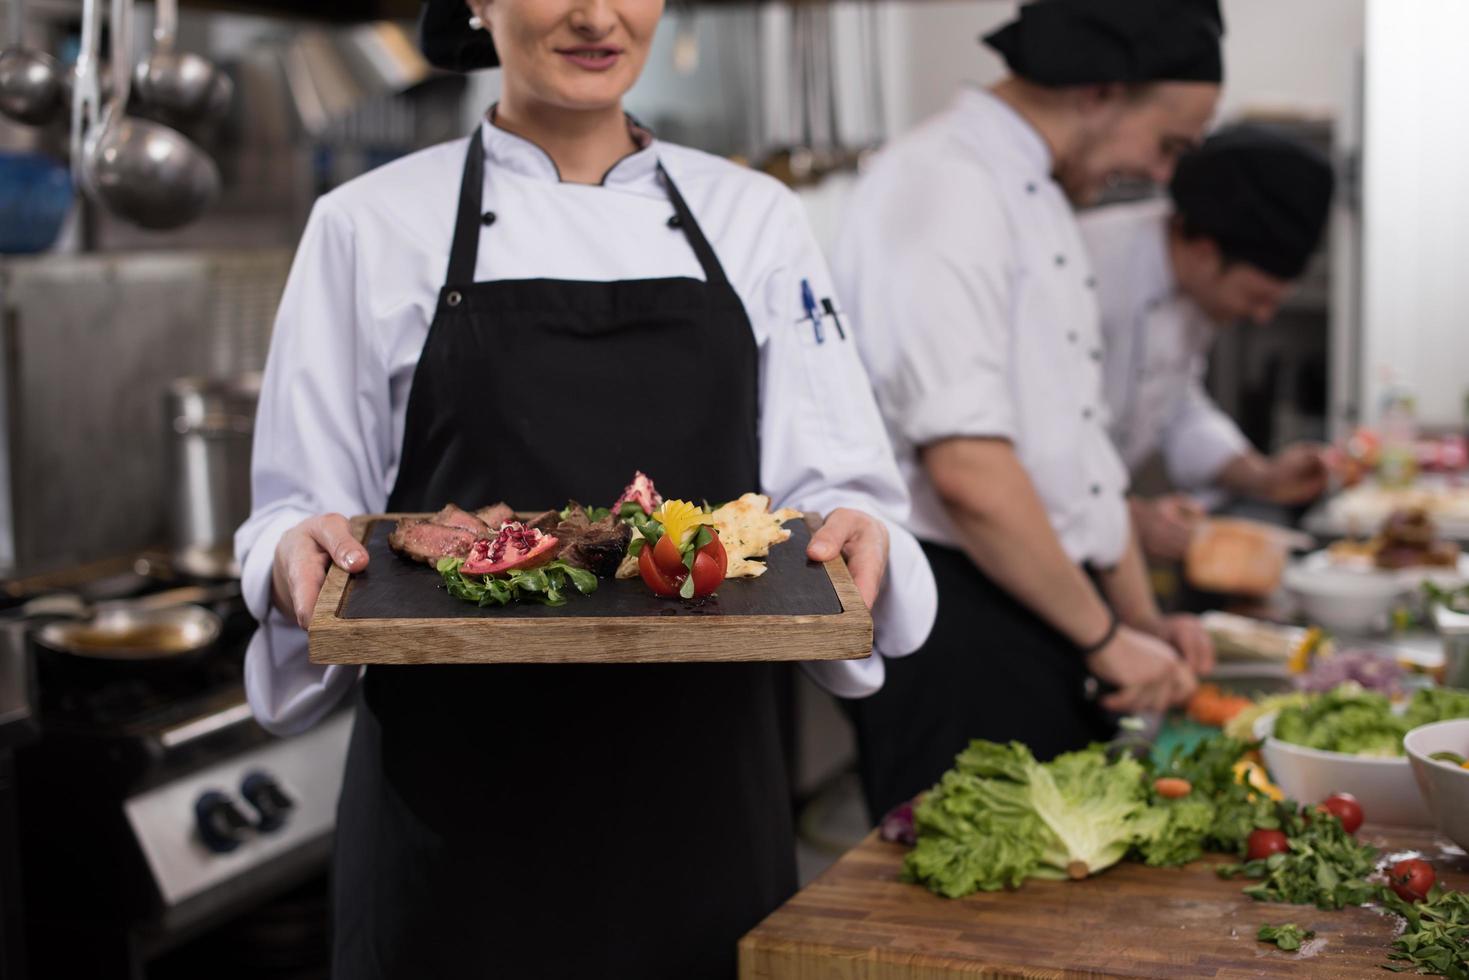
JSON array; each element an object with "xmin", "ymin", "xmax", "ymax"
[{"xmin": 1077, "ymin": 608, "xmax": 1120, "ymax": 657}]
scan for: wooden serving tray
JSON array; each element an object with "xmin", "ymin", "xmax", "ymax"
[{"xmin": 308, "ymin": 513, "xmax": 872, "ymax": 665}]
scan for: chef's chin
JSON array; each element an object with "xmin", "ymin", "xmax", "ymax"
[{"xmin": 528, "ymin": 58, "xmax": 642, "ymax": 113}]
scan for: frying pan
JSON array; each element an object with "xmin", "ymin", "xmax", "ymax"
[
  {"xmin": 32, "ymin": 584, "xmax": 233, "ymax": 681},
  {"xmin": 38, "ymin": 603, "xmax": 221, "ymax": 662}
]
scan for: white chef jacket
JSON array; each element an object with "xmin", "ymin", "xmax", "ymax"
[
  {"xmin": 235, "ymin": 119, "xmax": 938, "ymax": 736},
  {"xmin": 830, "ymin": 87, "xmax": 1131, "ymax": 567},
  {"xmin": 1079, "ymin": 198, "xmax": 1250, "ymax": 489}
]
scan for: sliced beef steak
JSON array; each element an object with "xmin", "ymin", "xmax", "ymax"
[
  {"xmin": 387, "ymin": 519, "xmax": 477, "ymax": 565},
  {"xmin": 525, "ymin": 509, "xmax": 562, "ymax": 534},
  {"xmin": 474, "ymin": 503, "xmax": 515, "ymax": 529},
  {"xmin": 431, "ymin": 503, "xmax": 492, "ymax": 538},
  {"xmin": 550, "ymin": 504, "xmax": 632, "ymax": 577}
]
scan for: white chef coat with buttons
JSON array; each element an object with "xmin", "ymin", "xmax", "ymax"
[
  {"xmin": 1079, "ymin": 198, "xmax": 1250, "ymax": 489},
  {"xmin": 830, "ymin": 87, "xmax": 1130, "ymax": 567},
  {"xmin": 235, "ymin": 119, "xmax": 938, "ymax": 736}
]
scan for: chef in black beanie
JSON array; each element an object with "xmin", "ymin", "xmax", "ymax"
[
  {"xmin": 1081, "ymin": 126, "xmax": 1337, "ymax": 561},
  {"xmin": 832, "ymin": 0, "xmax": 1226, "ymax": 826}
]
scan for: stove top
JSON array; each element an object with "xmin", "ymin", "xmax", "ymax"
[{"xmin": 34, "ymin": 608, "xmax": 251, "ymax": 736}]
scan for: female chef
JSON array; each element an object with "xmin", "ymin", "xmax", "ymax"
[{"xmin": 233, "ymin": 1, "xmax": 936, "ymax": 977}]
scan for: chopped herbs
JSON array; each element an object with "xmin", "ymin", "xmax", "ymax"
[
  {"xmin": 1215, "ymin": 803, "xmax": 1378, "ymax": 910},
  {"xmin": 1381, "ymin": 887, "xmax": 1469, "ymax": 979},
  {"xmin": 1258, "ymin": 923, "xmax": 1315, "ymax": 951}
]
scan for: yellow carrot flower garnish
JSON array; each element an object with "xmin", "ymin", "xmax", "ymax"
[{"xmin": 653, "ymin": 499, "xmax": 712, "ymax": 549}]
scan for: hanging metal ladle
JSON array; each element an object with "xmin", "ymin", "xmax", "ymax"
[
  {"xmin": 0, "ymin": 0, "xmax": 66, "ymax": 125},
  {"xmin": 133, "ymin": 0, "xmax": 232, "ymax": 125},
  {"xmin": 73, "ymin": 0, "xmax": 220, "ymax": 230}
]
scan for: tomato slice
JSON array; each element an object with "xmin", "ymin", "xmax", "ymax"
[
  {"xmin": 652, "ymin": 533, "xmax": 686, "ymax": 577},
  {"xmin": 703, "ymin": 528, "xmax": 727, "ymax": 575},
  {"xmin": 690, "ymin": 550, "xmax": 724, "ymax": 598},
  {"xmin": 638, "ymin": 544, "xmax": 682, "ymax": 597}
]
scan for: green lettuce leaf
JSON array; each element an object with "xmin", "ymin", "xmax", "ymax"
[{"xmin": 903, "ymin": 741, "xmax": 1160, "ymax": 898}]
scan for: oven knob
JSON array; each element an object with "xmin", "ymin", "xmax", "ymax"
[
  {"xmin": 194, "ymin": 791, "xmax": 252, "ymax": 853},
  {"xmin": 241, "ymin": 772, "xmax": 295, "ymax": 833}
]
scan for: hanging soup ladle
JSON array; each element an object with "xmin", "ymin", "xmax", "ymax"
[
  {"xmin": 0, "ymin": 0, "xmax": 66, "ymax": 125},
  {"xmin": 133, "ymin": 0, "xmax": 232, "ymax": 126},
  {"xmin": 75, "ymin": 0, "xmax": 220, "ymax": 230}
]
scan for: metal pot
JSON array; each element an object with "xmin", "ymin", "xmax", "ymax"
[{"xmin": 165, "ymin": 373, "xmax": 260, "ymax": 579}]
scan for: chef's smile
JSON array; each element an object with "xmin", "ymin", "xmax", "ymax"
[{"xmin": 556, "ymin": 43, "xmax": 624, "ymax": 71}]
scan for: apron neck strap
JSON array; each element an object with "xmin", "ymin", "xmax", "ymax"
[
  {"xmin": 445, "ymin": 129, "xmax": 731, "ymax": 288},
  {"xmin": 447, "ymin": 130, "xmax": 488, "ymax": 286},
  {"xmin": 658, "ymin": 162, "xmax": 728, "ymax": 286}
]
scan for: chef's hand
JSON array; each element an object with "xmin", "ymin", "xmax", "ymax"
[
  {"xmin": 1129, "ymin": 494, "xmax": 1206, "ymax": 562},
  {"xmin": 271, "ymin": 513, "xmax": 369, "ymax": 630},
  {"xmin": 1087, "ymin": 625, "xmax": 1198, "ymax": 715},
  {"xmin": 1159, "ymin": 612, "xmax": 1215, "ymax": 677},
  {"xmin": 808, "ymin": 508, "xmax": 889, "ymax": 609},
  {"xmin": 1262, "ymin": 443, "xmax": 1330, "ymax": 505}
]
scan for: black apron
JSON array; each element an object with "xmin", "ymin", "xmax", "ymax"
[
  {"xmin": 332, "ymin": 133, "xmax": 796, "ymax": 979},
  {"xmin": 845, "ymin": 541, "xmax": 1117, "ymax": 822}
]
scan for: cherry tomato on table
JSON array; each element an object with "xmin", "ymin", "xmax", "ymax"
[{"xmin": 1247, "ymin": 828, "xmax": 1290, "ymax": 862}]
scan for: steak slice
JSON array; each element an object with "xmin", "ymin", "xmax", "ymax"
[
  {"xmin": 431, "ymin": 503, "xmax": 491, "ymax": 538},
  {"xmin": 474, "ymin": 503, "xmax": 515, "ymax": 529},
  {"xmin": 525, "ymin": 509, "xmax": 562, "ymax": 533},
  {"xmin": 551, "ymin": 504, "xmax": 632, "ymax": 577},
  {"xmin": 387, "ymin": 519, "xmax": 477, "ymax": 565}
]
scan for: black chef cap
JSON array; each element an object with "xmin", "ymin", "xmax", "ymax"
[
  {"xmin": 1169, "ymin": 126, "xmax": 1335, "ymax": 280},
  {"xmin": 421, "ymin": 0, "xmax": 499, "ymax": 72},
  {"xmin": 984, "ymin": 0, "xmax": 1224, "ymax": 87}
]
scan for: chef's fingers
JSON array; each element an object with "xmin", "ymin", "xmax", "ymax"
[
  {"xmin": 287, "ymin": 550, "xmax": 329, "ymax": 630},
  {"xmin": 307, "ymin": 513, "xmax": 369, "ymax": 573},
  {"xmin": 1102, "ymin": 681, "xmax": 1161, "ymax": 715},
  {"xmin": 1170, "ymin": 661, "xmax": 1200, "ymax": 706},
  {"xmin": 1167, "ymin": 494, "xmax": 1207, "ymax": 522},
  {"xmin": 1171, "ymin": 617, "xmax": 1216, "ymax": 676},
  {"xmin": 808, "ymin": 508, "xmax": 888, "ymax": 609}
]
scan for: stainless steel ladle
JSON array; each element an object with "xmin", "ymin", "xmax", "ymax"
[
  {"xmin": 74, "ymin": 0, "xmax": 220, "ymax": 230},
  {"xmin": 133, "ymin": 0, "xmax": 232, "ymax": 125},
  {"xmin": 0, "ymin": 0, "xmax": 65, "ymax": 125}
]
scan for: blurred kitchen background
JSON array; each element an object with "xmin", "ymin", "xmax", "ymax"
[{"xmin": 1, "ymin": 0, "xmax": 1467, "ymax": 977}]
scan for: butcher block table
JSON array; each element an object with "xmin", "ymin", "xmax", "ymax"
[{"xmin": 740, "ymin": 826, "xmax": 1469, "ymax": 979}]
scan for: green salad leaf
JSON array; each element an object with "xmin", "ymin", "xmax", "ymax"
[
  {"xmin": 902, "ymin": 741, "xmax": 1159, "ymax": 897},
  {"xmin": 1258, "ymin": 923, "xmax": 1315, "ymax": 951},
  {"xmin": 436, "ymin": 557, "xmax": 598, "ymax": 608},
  {"xmin": 1273, "ymin": 686, "xmax": 1469, "ymax": 757}
]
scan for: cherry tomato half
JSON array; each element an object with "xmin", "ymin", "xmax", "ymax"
[{"xmin": 638, "ymin": 544, "xmax": 682, "ymax": 597}]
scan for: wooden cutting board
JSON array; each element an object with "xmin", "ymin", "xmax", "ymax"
[
  {"xmin": 308, "ymin": 513, "xmax": 871, "ymax": 665},
  {"xmin": 740, "ymin": 826, "xmax": 1469, "ymax": 979}
]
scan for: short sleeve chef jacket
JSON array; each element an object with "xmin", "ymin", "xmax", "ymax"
[
  {"xmin": 830, "ymin": 87, "xmax": 1130, "ymax": 566},
  {"xmin": 1079, "ymin": 199, "xmax": 1250, "ymax": 489},
  {"xmin": 235, "ymin": 120, "xmax": 938, "ymax": 735}
]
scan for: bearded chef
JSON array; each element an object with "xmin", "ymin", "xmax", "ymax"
[
  {"xmin": 1080, "ymin": 126, "xmax": 1337, "ymax": 561},
  {"xmin": 233, "ymin": 2, "xmax": 936, "ymax": 976},
  {"xmin": 831, "ymin": 0, "xmax": 1224, "ymax": 822}
]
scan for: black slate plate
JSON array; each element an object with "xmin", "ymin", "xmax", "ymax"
[{"xmin": 341, "ymin": 518, "xmax": 842, "ymax": 619}]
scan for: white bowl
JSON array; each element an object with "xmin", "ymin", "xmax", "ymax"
[
  {"xmin": 1404, "ymin": 719, "xmax": 1469, "ymax": 850},
  {"xmin": 1256, "ymin": 713, "xmax": 1433, "ymax": 827},
  {"xmin": 1282, "ymin": 556, "xmax": 1410, "ymax": 634}
]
